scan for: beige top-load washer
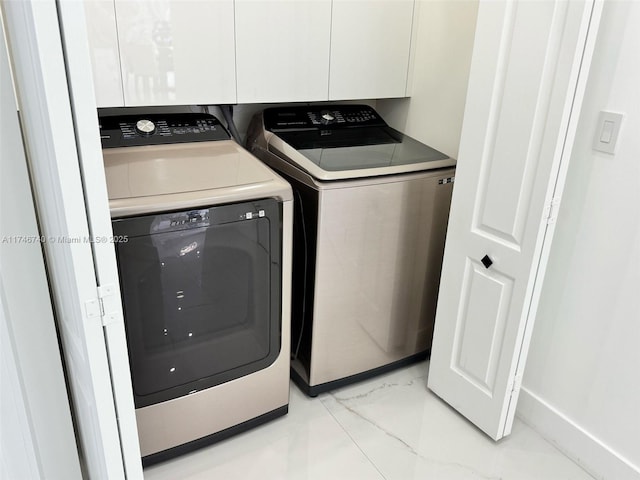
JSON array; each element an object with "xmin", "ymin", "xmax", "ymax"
[
  {"xmin": 100, "ymin": 112, "xmax": 292, "ymax": 465},
  {"xmin": 247, "ymin": 104, "xmax": 456, "ymax": 396}
]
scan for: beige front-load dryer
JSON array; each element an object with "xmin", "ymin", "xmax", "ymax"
[{"xmin": 100, "ymin": 113, "xmax": 292, "ymax": 465}]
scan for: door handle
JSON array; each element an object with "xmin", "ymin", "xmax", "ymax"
[{"xmin": 481, "ymin": 255, "xmax": 493, "ymax": 269}]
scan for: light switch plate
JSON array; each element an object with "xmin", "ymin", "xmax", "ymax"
[{"xmin": 593, "ymin": 111, "xmax": 624, "ymax": 154}]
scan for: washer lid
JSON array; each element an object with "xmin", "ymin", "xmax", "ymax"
[
  {"xmin": 262, "ymin": 105, "xmax": 455, "ymax": 181},
  {"xmin": 103, "ymin": 140, "xmax": 292, "ymax": 217},
  {"xmin": 266, "ymin": 131, "xmax": 455, "ymax": 181}
]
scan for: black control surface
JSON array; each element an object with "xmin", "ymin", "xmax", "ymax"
[
  {"xmin": 100, "ymin": 113, "xmax": 230, "ymax": 148},
  {"xmin": 264, "ymin": 105, "xmax": 387, "ymax": 132},
  {"xmin": 264, "ymin": 104, "xmax": 402, "ymax": 150}
]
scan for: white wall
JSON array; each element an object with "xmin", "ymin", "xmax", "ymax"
[
  {"xmin": 377, "ymin": 0, "xmax": 478, "ymax": 159},
  {"xmin": 518, "ymin": 2, "xmax": 640, "ymax": 479}
]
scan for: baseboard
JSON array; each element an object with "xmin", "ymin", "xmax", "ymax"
[{"xmin": 517, "ymin": 387, "xmax": 640, "ymax": 480}]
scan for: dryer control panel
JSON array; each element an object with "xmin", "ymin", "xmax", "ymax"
[
  {"xmin": 264, "ymin": 105, "xmax": 387, "ymax": 132},
  {"xmin": 100, "ymin": 113, "xmax": 230, "ymax": 148}
]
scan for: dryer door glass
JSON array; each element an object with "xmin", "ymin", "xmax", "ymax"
[{"xmin": 113, "ymin": 199, "xmax": 282, "ymax": 408}]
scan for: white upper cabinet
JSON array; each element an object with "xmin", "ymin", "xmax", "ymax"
[
  {"xmin": 235, "ymin": 0, "xmax": 331, "ymax": 103},
  {"xmin": 86, "ymin": 0, "xmax": 416, "ymax": 106},
  {"xmin": 114, "ymin": 0, "xmax": 236, "ymax": 106},
  {"xmin": 84, "ymin": 0, "xmax": 124, "ymax": 107},
  {"xmin": 329, "ymin": 0, "xmax": 415, "ymax": 100}
]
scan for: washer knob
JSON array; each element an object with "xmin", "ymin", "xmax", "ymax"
[{"xmin": 135, "ymin": 119, "xmax": 156, "ymax": 136}]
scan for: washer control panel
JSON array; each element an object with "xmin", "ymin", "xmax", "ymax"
[
  {"xmin": 264, "ymin": 104, "xmax": 387, "ymax": 132},
  {"xmin": 100, "ymin": 113, "xmax": 230, "ymax": 148}
]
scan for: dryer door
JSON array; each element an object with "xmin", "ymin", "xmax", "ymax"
[{"xmin": 113, "ymin": 198, "xmax": 282, "ymax": 408}]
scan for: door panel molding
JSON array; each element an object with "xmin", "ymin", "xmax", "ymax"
[
  {"xmin": 453, "ymin": 259, "xmax": 514, "ymax": 397},
  {"xmin": 474, "ymin": 1, "xmax": 566, "ymax": 246}
]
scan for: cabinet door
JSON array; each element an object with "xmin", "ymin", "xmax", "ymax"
[
  {"xmin": 84, "ymin": 0, "xmax": 124, "ymax": 107},
  {"xmin": 329, "ymin": 0, "xmax": 415, "ymax": 100},
  {"xmin": 115, "ymin": 0, "xmax": 236, "ymax": 106},
  {"xmin": 236, "ymin": 0, "xmax": 331, "ymax": 103}
]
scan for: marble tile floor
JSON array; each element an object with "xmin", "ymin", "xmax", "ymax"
[{"xmin": 144, "ymin": 360, "xmax": 594, "ymax": 480}]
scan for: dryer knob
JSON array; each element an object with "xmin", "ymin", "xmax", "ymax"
[
  {"xmin": 320, "ymin": 111, "xmax": 335, "ymax": 124},
  {"xmin": 135, "ymin": 119, "xmax": 156, "ymax": 136}
]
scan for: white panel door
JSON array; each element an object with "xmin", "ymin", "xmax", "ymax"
[
  {"xmin": 428, "ymin": 0, "xmax": 601, "ymax": 440},
  {"xmin": 2, "ymin": 1, "xmax": 138, "ymax": 478},
  {"xmin": 236, "ymin": 0, "xmax": 331, "ymax": 103},
  {"xmin": 115, "ymin": 0, "xmax": 236, "ymax": 105},
  {"xmin": 1, "ymin": 20, "xmax": 82, "ymax": 479},
  {"xmin": 84, "ymin": 0, "xmax": 124, "ymax": 107},
  {"xmin": 329, "ymin": 0, "xmax": 415, "ymax": 100}
]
